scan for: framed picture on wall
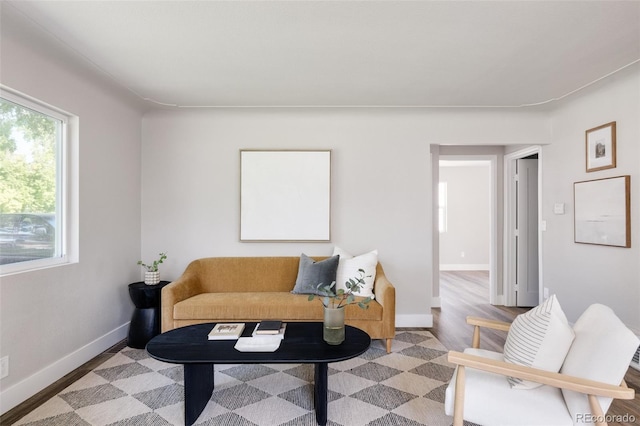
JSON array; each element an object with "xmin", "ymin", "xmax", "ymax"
[
  {"xmin": 240, "ymin": 150, "xmax": 331, "ymax": 241},
  {"xmin": 585, "ymin": 121, "xmax": 616, "ymax": 172},
  {"xmin": 574, "ymin": 175, "xmax": 630, "ymax": 248}
]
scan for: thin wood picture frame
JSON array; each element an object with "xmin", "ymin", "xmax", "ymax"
[
  {"xmin": 240, "ymin": 150, "xmax": 331, "ymax": 242},
  {"xmin": 574, "ymin": 175, "xmax": 630, "ymax": 248},
  {"xmin": 585, "ymin": 121, "xmax": 616, "ymax": 172}
]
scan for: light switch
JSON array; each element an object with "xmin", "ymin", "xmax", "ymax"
[{"xmin": 553, "ymin": 203, "xmax": 565, "ymax": 215}]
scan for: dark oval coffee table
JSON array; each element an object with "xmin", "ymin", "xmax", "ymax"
[{"xmin": 146, "ymin": 322, "xmax": 371, "ymax": 426}]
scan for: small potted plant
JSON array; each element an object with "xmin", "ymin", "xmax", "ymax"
[
  {"xmin": 308, "ymin": 268, "xmax": 371, "ymax": 345},
  {"xmin": 137, "ymin": 252, "xmax": 167, "ymax": 285}
]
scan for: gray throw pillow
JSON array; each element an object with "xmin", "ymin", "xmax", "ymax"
[{"xmin": 291, "ymin": 254, "xmax": 340, "ymax": 295}]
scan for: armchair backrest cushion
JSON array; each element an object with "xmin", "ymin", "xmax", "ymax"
[
  {"xmin": 503, "ymin": 295, "xmax": 575, "ymax": 389},
  {"xmin": 560, "ymin": 304, "xmax": 639, "ymax": 424}
]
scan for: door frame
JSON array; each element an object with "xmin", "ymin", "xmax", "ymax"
[
  {"xmin": 435, "ymin": 153, "xmax": 500, "ymax": 306},
  {"xmin": 504, "ymin": 146, "xmax": 543, "ymax": 306}
]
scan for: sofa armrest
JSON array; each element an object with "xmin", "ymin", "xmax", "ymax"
[
  {"xmin": 161, "ymin": 271, "xmax": 204, "ymax": 332},
  {"xmin": 374, "ymin": 264, "xmax": 396, "ymax": 334}
]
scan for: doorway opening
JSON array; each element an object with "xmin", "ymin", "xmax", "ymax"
[
  {"xmin": 439, "ymin": 159, "xmax": 492, "ymax": 304},
  {"xmin": 433, "ymin": 152, "xmax": 500, "ymax": 309}
]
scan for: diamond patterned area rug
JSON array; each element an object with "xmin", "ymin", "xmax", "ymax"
[{"xmin": 15, "ymin": 330, "xmax": 458, "ymax": 426}]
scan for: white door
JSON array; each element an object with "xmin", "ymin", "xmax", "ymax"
[{"xmin": 515, "ymin": 158, "xmax": 539, "ymax": 307}]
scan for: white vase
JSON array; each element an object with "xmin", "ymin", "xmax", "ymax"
[{"xmin": 144, "ymin": 271, "xmax": 160, "ymax": 285}]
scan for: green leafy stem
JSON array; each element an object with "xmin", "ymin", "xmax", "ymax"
[
  {"xmin": 137, "ymin": 252, "xmax": 167, "ymax": 272},
  {"xmin": 308, "ymin": 268, "xmax": 372, "ymax": 309}
]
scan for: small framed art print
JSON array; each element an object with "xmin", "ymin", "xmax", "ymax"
[{"xmin": 585, "ymin": 121, "xmax": 616, "ymax": 172}]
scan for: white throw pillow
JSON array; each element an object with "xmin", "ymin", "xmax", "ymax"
[
  {"xmin": 332, "ymin": 247, "xmax": 378, "ymax": 300},
  {"xmin": 560, "ymin": 304, "xmax": 640, "ymax": 424},
  {"xmin": 503, "ymin": 294, "xmax": 575, "ymax": 389}
]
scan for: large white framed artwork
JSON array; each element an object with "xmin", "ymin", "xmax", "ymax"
[
  {"xmin": 240, "ymin": 150, "xmax": 331, "ymax": 241},
  {"xmin": 574, "ymin": 175, "xmax": 630, "ymax": 248}
]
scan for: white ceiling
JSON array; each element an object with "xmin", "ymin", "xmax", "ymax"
[{"xmin": 7, "ymin": 0, "xmax": 640, "ymax": 108}]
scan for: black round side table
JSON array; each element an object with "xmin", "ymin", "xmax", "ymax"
[{"xmin": 127, "ymin": 281, "xmax": 171, "ymax": 349}]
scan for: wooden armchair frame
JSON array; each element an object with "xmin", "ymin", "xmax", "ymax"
[
  {"xmin": 448, "ymin": 316, "xmax": 635, "ymax": 426},
  {"xmin": 467, "ymin": 316, "xmax": 511, "ymax": 349}
]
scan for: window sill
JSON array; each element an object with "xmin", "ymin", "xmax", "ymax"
[{"xmin": 0, "ymin": 256, "xmax": 76, "ymax": 277}]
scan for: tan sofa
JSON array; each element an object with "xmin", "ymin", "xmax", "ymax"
[{"xmin": 161, "ymin": 256, "xmax": 396, "ymax": 352}]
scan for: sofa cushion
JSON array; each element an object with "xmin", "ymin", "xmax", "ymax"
[
  {"xmin": 503, "ymin": 295, "xmax": 575, "ymax": 389},
  {"xmin": 173, "ymin": 292, "xmax": 383, "ymax": 322},
  {"xmin": 195, "ymin": 257, "xmax": 304, "ymax": 293},
  {"xmin": 332, "ymin": 247, "xmax": 378, "ymax": 299},
  {"xmin": 560, "ymin": 304, "xmax": 640, "ymax": 423},
  {"xmin": 291, "ymin": 253, "xmax": 339, "ymax": 295},
  {"xmin": 444, "ymin": 348, "xmax": 573, "ymax": 426}
]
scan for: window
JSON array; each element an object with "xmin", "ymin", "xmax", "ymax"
[
  {"xmin": 0, "ymin": 91, "xmax": 69, "ymax": 273},
  {"xmin": 438, "ymin": 181, "xmax": 448, "ymax": 233}
]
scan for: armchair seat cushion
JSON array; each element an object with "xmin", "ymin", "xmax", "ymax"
[{"xmin": 445, "ymin": 348, "xmax": 573, "ymax": 426}]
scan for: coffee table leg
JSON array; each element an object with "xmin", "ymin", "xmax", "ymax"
[
  {"xmin": 314, "ymin": 362, "xmax": 328, "ymax": 426},
  {"xmin": 184, "ymin": 363, "xmax": 214, "ymax": 426}
]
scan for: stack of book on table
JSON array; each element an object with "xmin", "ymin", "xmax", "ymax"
[
  {"xmin": 206, "ymin": 321, "xmax": 287, "ymax": 352},
  {"xmin": 234, "ymin": 320, "xmax": 286, "ymax": 352},
  {"xmin": 253, "ymin": 320, "xmax": 286, "ymax": 339},
  {"xmin": 207, "ymin": 323, "xmax": 245, "ymax": 340}
]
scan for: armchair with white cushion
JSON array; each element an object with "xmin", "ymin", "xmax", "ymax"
[{"xmin": 444, "ymin": 298, "xmax": 638, "ymax": 426}]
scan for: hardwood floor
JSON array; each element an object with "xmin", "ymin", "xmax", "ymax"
[
  {"xmin": 2, "ymin": 271, "xmax": 639, "ymax": 425},
  {"xmin": 0, "ymin": 340, "xmax": 127, "ymax": 425},
  {"xmin": 432, "ymin": 270, "xmax": 529, "ymax": 352},
  {"xmin": 431, "ymin": 270, "xmax": 640, "ymax": 426}
]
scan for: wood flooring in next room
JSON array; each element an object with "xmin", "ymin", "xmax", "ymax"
[{"xmin": 431, "ymin": 270, "xmax": 640, "ymax": 426}]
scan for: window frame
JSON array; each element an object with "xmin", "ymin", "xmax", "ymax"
[{"xmin": 0, "ymin": 88, "xmax": 76, "ymax": 276}]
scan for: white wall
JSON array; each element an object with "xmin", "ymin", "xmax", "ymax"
[
  {"xmin": 141, "ymin": 108, "xmax": 549, "ymax": 327},
  {"xmin": 543, "ymin": 63, "xmax": 640, "ymax": 330},
  {"xmin": 439, "ymin": 164, "xmax": 491, "ymax": 269},
  {"xmin": 0, "ymin": 7, "xmax": 144, "ymax": 412}
]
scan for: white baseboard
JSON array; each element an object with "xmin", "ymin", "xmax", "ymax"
[
  {"xmin": 440, "ymin": 264, "xmax": 490, "ymax": 271},
  {"xmin": 431, "ymin": 297, "xmax": 441, "ymax": 308},
  {"xmin": 396, "ymin": 314, "xmax": 433, "ymax": 328},
  {"xmin": 0, "ymin": 323, "xmax": 130, "ymax": 415}
]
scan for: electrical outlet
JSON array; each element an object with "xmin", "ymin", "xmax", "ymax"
[
  {"xmin": 460, "ymin": 251, "xmax": 465, "ymax": 258},
  {"xmin": 0, "ymin": 356, "xmax": 8, "ymax": 379},
  {"xmin": 543, "ymin": 287, "xmax": 550, "ymax": 299}
]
